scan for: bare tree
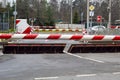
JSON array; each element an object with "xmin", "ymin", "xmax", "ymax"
[
  {"xmin": 73, "ymin": 0, "xmax": 86, "ymax": 23},
  {"xmin": 111, "ymin": 0, "xmax": 120, "ymax": 23},
  {"xmin": 49, "ymin": 0, "xmax": 59, "ymax": 21},
  {"xmin": 59, "ymin": 0, "xmax": 71, "ymax": 23}
]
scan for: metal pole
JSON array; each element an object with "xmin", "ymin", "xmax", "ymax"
[
  {"xmin": 107, "ymin": 0, "xmax": 111, "ymax": 32},
  {"xmin": 91, "ymin": 16, "xmax": 92, "ymax": 27},
  {"xmin": 87, "ymin": 0, "xmax": 90, "ymax": 34},
  {"xmin": 8, "ymin": 10, "xmax": 9, "ymax": 30},
  {"xmin": 81, "ymin": 12, "xmax": 83, "ymax": 23},
  {"xmin": 14, "ymin": 1, "xmax": 17, "ymax": 32},
  {"xmin": 2, "ymin": 13, "xmax": 4, "ymax": 32},
  {"xmin": 70, "ymin": 0, "xmax": 73, "ymax": 27}
]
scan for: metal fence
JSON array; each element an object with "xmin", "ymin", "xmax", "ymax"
[{"xmin": 0, "ymin": 23, "xmax": 9, "ymax": 31}]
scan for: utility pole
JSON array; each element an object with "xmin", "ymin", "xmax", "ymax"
[
  {"xmin": 107, "ymin": 0, "xmax": 111, "ymax": 29},
  {"xmin": 87, "ymin": 0, "xmax": 90, "ymax": 34}
]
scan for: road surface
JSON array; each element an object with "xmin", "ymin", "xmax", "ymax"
[{"xmin": 0, "ymin": 53, "xmax": 120, "ymax": 80}]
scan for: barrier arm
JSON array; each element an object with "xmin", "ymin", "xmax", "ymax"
[{"xmin": 0, "ymin": 34, "xmax": 120, "ymax": 41}]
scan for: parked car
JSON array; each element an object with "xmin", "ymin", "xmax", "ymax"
[{"xmin": 89, "ymin": 25, "xmax": 106, "ymax": 34}]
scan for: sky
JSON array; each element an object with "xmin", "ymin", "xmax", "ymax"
[
  {"xmin": 7, "ymin": 0, "xmax": 16, "ymax": 3},
  {"xmin": 7, "ymin": 0, "xmax": 16, "ymax": 6}
]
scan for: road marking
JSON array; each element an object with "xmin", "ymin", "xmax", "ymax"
[
  {"xmin": 113, "ymin": 72, "xmax": 120, "ymax": 75},
  {"xmin": 64, "ymin": 51, "xmax": 104, "ymax": 63},
  {"xmin": 34, "ymin": 76, "xmax": 59, "ymax": 80},
  {"xmin": 0, "ymin": 69, "xmax": 13, "ymax": 72},
  {"xmin": 64, "ymin": 51, "xmax": 82, "ymax": 58},
  {"xmin": 76, "ymin": 74, "xmax": 96, "ymax": 77},
  {"xmin": 84, "ymin": 57, "xmax": 104, "ymax": 63},
  {"xmin": 34, "ymin": 72, "xmax": 120, "ymax": 80}
]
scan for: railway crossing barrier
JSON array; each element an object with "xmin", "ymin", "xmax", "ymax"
[{"xmin": 0, "ymin": 34, "xmax": 120, "ymax": 41}]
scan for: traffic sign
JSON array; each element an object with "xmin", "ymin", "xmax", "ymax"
[
  {"xmin": 89, "ymin": 11, "xmax": 94, "ymax": 17},
  {"xmin": 89, "ymin": 5, "xmax": 95, "ymax": 11},
  {"xmin": 13, "ymin": 11, "xmax": 17, "ymax": 15}
]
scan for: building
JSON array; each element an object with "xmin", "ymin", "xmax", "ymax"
[{"xmin": 0, "ymin": 0, "xmax": 7, "ymax": 7}]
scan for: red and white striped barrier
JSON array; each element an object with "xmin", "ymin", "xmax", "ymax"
[
  {"xmin": 15, "ymin": 19, "xmax": 86, "ymax": 34},
  {"xmin": 34, "ymin": 29, "xmax": 82, "ymax": 32},
  {"xmin": 16, "ymin": 19, "xmax": 31, "ymax": 34},
  {"xmin": 0, "ymin": 34, "xmax": 120, "ymax": 41}
]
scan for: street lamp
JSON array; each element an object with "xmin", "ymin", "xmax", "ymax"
[
  {"xmin": 87, "ymin": 0, "xmax": 90, "ymax": 34},
  {"xmin": 107, "ymin": 0, "xmax": 111, "ymax": 29}
]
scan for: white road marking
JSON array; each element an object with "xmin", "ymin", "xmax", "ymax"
[
  {"xmin": 34, "ymin": 72, "xmax": 120, "ymax": 80},
  {"xmin": 0, "ymin": 69, "xmax": 13, "ymax": 72},
  {"xmin": 64, "ymin": 51, "xmax": 82, "ymax": 58},
  {"xmin": 113, "ymin": 72, "xmax": 120, "ymax": 75},
  {"xmin": 84, "ymin": 57, "xmax": 104, "ymax": 63},
  {"xmin": 34, "ymin": 76, "xmax": 59, "ymax": 80},
  {"xmin": 63, "ymin": 51, "xmax": 104, "ymax": 63},
  {"xmin": 76, "ymin": 74, "xmax": 96, "ymax": 77}
]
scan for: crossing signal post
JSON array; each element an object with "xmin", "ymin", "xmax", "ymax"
[{"xmin": 89, "ymin": 5, "xmax": 95, "ymax": 29}]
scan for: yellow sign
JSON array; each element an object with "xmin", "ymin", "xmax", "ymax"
[{"xmin": 89, "ymin": 5, "xmax": 95, "ymax": 11}]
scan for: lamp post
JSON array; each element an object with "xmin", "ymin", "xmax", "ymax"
[
  {"xmin": 107, "ymin": 0, "xmax": 111, "ymax": 31},
  {"xmin": 87, "ymin": 0, "xmax": 90, "ymax": 34}
]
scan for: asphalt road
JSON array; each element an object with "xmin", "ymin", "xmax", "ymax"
[{"xmin": 0, "ymin": 53, "xmax": 120, "ymax": 80}]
